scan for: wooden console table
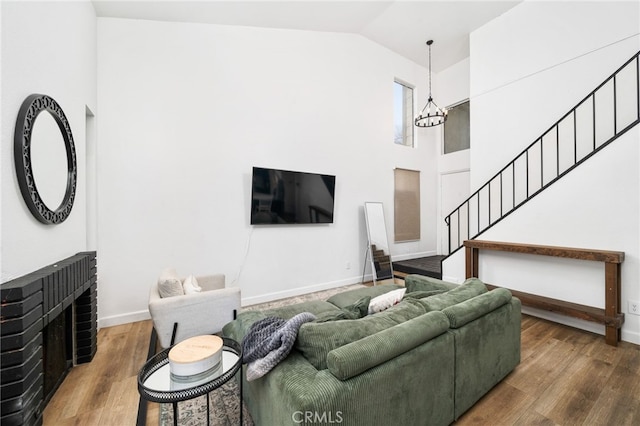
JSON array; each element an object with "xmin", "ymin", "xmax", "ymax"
[{"xmin": 463, "ymin": 240, "xmax": 625, "ymax": 346}]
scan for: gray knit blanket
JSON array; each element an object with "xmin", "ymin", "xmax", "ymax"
[{"xmin": 241, "ymin": 312, "xmax": 316, "ymax": 381}]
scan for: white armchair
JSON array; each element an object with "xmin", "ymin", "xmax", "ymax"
[{"xmin": 148, "ymin": 274, "xmax": 241, "ymax": 349}]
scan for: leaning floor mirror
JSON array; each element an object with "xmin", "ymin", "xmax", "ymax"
[{"xmin": 364, "ymin": 202, "xmax": 393, "ymax": 284}]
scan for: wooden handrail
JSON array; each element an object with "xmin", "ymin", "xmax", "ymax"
[{"xmin": 463, "ymin": 240, "xmax": 625, "ymax": 347}]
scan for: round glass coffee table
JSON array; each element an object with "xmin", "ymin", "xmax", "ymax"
[{"xmin": 138, "ymin": 337, "xmax": 242, "ymax": 426}]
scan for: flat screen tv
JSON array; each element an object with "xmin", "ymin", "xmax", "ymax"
[{"xmin": 250, "ymin": 167, "xmax": 336, "ymax": 224}]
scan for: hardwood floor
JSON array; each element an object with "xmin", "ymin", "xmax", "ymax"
[
  {"xmin": 44, "ymin": 315, "xmax": 640, "ymax": 425},
  {"xmin": 43, "ymin": 320, "xmax": 160, "ymax": 426},
  {"xmin": 455, "ymin": 316, "xmax": 640, "ymax": 425}
]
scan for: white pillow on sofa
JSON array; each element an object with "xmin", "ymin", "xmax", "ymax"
[
  {"xmin": 158, "ymin": 268, "xmax": 184, "ymax": 298},
  {"xmin": 368, "ymin": 288, "xmax": 407, "ymax": 314},
  {"xmin": 183, "ymin": 275, "xmax": 202, "ymax": 295}
]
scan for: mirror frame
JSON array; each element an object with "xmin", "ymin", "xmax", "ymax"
[{"xmin": 14, "ymin": 94, "xmax": 77, "ymax": 224}]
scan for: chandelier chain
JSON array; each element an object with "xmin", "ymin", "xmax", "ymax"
[{"xmin": 428, "ymin": 42, "xmax": 432, "ymax": 97}]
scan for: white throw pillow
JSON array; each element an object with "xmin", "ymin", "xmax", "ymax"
[
  {"xmin": 183, "ymin": 275, "xmax": 202, "ymax": 295},
  {"xmin": 368, "ymin": 288, "xmax": 407, "ymax": 314},
  {"xmin": 157, "ymin": 268, "xmax": 184, "ymax": 298}
]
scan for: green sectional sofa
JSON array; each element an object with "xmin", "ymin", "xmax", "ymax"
[{"xmin": 222, "ymin": 276, "xmax": 521, "ymax": 425}]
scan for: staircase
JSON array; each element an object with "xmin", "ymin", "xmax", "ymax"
[
  {"xmin": 445, "ymin": 50, "xmax": 640, "ymax": 256},
  {"xmin": 371, "ymin": 244, "xmax": 393, "ymax": 280}
]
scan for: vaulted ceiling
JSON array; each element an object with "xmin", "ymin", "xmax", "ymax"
[{"xmin": 92, "ymin": 0, "xmax": 522, "ymax": 72}]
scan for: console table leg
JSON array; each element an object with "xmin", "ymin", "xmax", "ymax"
[
  {"xmin": 605, "ymin": 261, "xmax": 621, "ymax": 346},
  {"xmin": 239, "ymin": 371, "xmax": 243, "ymax": 426},
  {"xmin": 207, "ymin": 393, "xmax": 211, "ymax": 426},
  {"xmin": 173, "ymin": 402, "xmax": 178, "ymax": 426},
  {"xmin": 465, "ymin": 246, "xmax": 479, "ymax": 278}
]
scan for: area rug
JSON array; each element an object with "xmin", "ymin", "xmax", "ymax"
[
  {"xmin": 160, "ymin": 283, "xmax": 366, "ymax": 426},
  {"xmin": 160, "ymin": 379, "xmax": 252, "ymax": 426}
]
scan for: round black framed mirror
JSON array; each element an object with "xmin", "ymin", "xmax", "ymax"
[{"xmin": 14, "ymin": 94, "xmax": 77, "ymax": 224}]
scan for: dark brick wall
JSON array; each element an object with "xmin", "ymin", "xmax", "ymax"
[{"xmin": 0, "ymin": 252, "xmax": 97, "ymax": 426}]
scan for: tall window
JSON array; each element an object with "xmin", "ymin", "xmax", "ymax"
[
  {"xmin": 443, "ymin": 100, "xmax": 470, "ymax": 154},
  {"xmin": 394, "ymin": 80, "xmax": 414, "ymax": 147}
]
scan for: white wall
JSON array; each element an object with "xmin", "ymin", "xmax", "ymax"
[
  {"xmin": 1, "ymin": 1, "xmax": 97, "ymax": 280},
  {"xmin": 443, "ymin": 0, "xmax": 640, "ymax": 344},
  {"xmin": 96, "ymin": 18, "xmax": 439, "ymax": 326},
  {"xmin": 438, "ymin": 57, "xmax": 471, "ymax": 254},
  {"xmin": 469, "ymin": 0, "xmax": 640, "ymax": 188}
]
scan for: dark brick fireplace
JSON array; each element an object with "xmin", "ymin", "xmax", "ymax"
[{"xmin": 0, "ymin": 251, "xmax": 97, "ymax": 426}]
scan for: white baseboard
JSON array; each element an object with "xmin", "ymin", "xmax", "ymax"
[
  {"xmin": 521, "ymin": 306, "xmax": 640, "ymax": 345},
  {"xmin": 96, "ymin": 275, "xmax": 377, "ymax": 328},
  {"xmin": 241, "ymin": 276, "xmax": 368, "ymax": 307},
  {"xmin": 621, "ymin": 328, "xmax": 640, "ymax": 345},
  {"xmin": 97, "ymin": 276, "xmax": 640, "ymax": 346},
  {"xmin": 98, "ymin": 309, "xmax": 150, "ymax": 330},
  {"xmin": 441, "ymin": 275, "xmax": 464, "ymax": 284},
  {"xmin": 521, "ymin": 306, "xmax": 605, "ymax": 336},
  {"xmin": 522, "ymin": 306, "xmax": 640, "ymax": 345},
  {"xmin": 392, "ymin": 287, "xmax": 638, "ymax": 345}
]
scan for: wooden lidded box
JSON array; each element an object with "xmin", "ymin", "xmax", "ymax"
[{"xmin": 168, "ymin": 335, "xmax": 223, "ymax": 382}]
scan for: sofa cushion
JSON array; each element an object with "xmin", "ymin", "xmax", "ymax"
[
  {"xmin": 405, "ymin": 274, "xmax": 458, "ymax": 293},
  {"xmin": 314, "ymin": 296, "xmax": 371, "ymax": 323},
  {"xmin": 417, "ymin": 278, "xmax": 488, "ymax": 312},
  {"xmin": 442, "ymin": 288, "xmax": 513, "ymax": 328},
  {"xmin": 296, "ymin": 299, "xmax": 426, "ymax": 370},
  {"xmin": 326, "ymin": 283, "xmax": 402, "ymax": 309},
  {"xmin": 263, "ymin": 300, "xmax": 339, "ymax": 320},
  {"xmin": 403, "ymin": 289, "xmax": 447, "ymax": 300},
  {"xmin": 326, "ymin": 311, "xmax": 450, "ymax": 380}
]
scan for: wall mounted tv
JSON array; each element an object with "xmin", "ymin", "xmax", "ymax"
[{"xmin": 250, "ymin": 167, "xmax": 336, "ymax": 225}]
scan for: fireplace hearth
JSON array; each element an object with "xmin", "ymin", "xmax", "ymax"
[{"xmin": 0, "ymin": 252, "xmax": 97, "ymax": 426}]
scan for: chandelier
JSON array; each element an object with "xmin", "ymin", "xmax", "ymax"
[{"xmin": 415, "ymin": 40, "xmax": 447, "ymax": 128}]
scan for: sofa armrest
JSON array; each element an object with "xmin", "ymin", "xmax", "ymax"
[
  {"xmin": 222, "ymin": 310, "xmax": 269, "ymax": 342},
  {"xmin": 149, "ymin": 286, "xmax": 241, "ymax": 348},
  {"xmin": 326, "ymin": 311, "xmax": 449, "ymax": 380},
  {"xmin": 442, "ymin": 287, "xmax": 512, "ymax": 329}
]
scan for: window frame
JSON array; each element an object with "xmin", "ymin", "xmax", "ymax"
[
  {"xmin": 393, "ymin": 79, "xmax": 415, "ymax": 148},
  {"xmin": 443, "ymin": 99, "xmax": 470, "ymax": 155}
]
